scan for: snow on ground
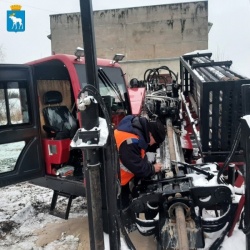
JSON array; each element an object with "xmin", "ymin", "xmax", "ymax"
[
  {"xmin": 0, "ymin": 182, "xmax": 87, "ymax": 250},
  {"xmin": 0, "ymin": 175, "xmax": 246, "ymax": 250},
  {"xmin": 0, "ymin": 181, "xmax": 132, "ymax": 250}
]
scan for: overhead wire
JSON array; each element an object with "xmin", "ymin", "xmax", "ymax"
[{"xmin": 1, "ymin": 0, "xmax": 79, "ymax": 14}]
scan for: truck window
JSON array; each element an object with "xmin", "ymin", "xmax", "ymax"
[
  {"xmin": 74, "ymin": 64, "xmax": 127, "ymax": 101},
  {"xmin": 0, "ymin": 81, "xmax": 30, "ymax": 126},
  {"xmin": 0, "ymin": 89, "xmax": 7, "ymax": 125},
  {"xmin": 0, "ymin": 141, "xmax": 25, "ymax": 173},
  {"xmin": 0, "ymin": 81, "xmax": 30, "ymax": 174}
]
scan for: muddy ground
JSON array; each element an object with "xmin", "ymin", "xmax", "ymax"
[
  {"xmin": 35, "ymin": 217, "xmax": 156, "ymax": 249},
  {"xmin": 0, "ymin": 182, "xmax": 156, "ymax": 249}
]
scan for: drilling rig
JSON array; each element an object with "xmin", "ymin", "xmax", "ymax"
[{"xmin": 119, "ymin": 52, "xmax": 250, "ymax": 249}]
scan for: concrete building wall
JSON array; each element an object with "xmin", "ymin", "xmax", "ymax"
[{"xmin": 49, "ymin": 1, "xmax": 208, "ymax": 81}]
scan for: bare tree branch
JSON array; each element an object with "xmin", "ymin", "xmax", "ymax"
[{"xmin": 0, "ymin": 45, "xmax": 5, "ymax": 62}]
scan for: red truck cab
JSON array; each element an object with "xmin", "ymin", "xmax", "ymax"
[{"xmin": 0, "ymin": 53, "xmax": 145, "ymax": 204}]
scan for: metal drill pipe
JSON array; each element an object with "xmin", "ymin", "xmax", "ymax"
[
  {"xmin": 166, "ymin": 118, "xmax": 176, "ymax": 160},
  {"xmin": 221, "ymin": 66, "xmax": 245, "ymax": 79},
  {"xmin": 199, "ymin": 56, "xmax": 239, "ymax": 80},
  {"xmin": 194, "ymin": 57, "xmax": 229, "ymax": 81},
  {"xmin": 166, "ymin": 119, "xmax": 189, "ymax": 248},
  {"xmin": 192, "ymin": 58, "xmax": 221, "ymax": 81},
  {"xmin": 188, "ymin": 93, "xmax": 198, "ymax": 117},
  {"xmin": 193, "ymin": 65, "xmax": 219, "ymax": 82},
  {"xmin": 180, "ymin": 92, "xmax": 203, "ymax": 158},
  {"xmin": 175, "ymin": 205, "xmax": 189, "ymax": 250},
  {"xmin": 193, "ymin": 68, "xmax": 211, "ymax": 82}
]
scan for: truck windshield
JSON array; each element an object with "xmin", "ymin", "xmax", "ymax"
[{"xmin": 74, "ymin": 64, "xmax": 127, "ymax": 103}]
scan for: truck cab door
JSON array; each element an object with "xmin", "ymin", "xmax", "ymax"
[{"xmin": 0, "ymin": 65, "xmax": 44, "ymax": 187}]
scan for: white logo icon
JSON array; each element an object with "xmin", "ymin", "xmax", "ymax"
[{"xmin": 9, "ymin": 14, "xmax": 23, "ymax": 29}]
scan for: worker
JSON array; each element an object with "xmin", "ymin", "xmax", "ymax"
[{"xmin": 114, "ymin": 115, "xmax": 166, "ymax": 208}]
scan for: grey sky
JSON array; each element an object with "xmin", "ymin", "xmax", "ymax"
[{"xmin": 0, "ymin": 0, "xmax": 249, "ymax": 77}]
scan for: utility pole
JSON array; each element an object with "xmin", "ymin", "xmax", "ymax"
[
  {"xmin": 78, "ymin": 1, "xmax": 121, "ymax": 249},
  {"xmin": 79, "ymin": 1, "xmax": 103, "ymax": 249}
]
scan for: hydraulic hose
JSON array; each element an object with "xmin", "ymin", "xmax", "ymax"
[
  {"xmin": 217, "ymin": 123, "xmax": 241, "ymax": 184},
  {"xmin": 143, "ymin": 66, "xmax": 178, "ymax": 89}
]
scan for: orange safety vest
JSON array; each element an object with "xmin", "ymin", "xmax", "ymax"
[{"xmin": 114, "ymin": 130, "xmax": 145, "ymax": 186}]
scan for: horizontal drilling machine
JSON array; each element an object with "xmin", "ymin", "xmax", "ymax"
[{"xmin": 119, "ymin": 52, "xmax": 250, "ymax": 250}]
